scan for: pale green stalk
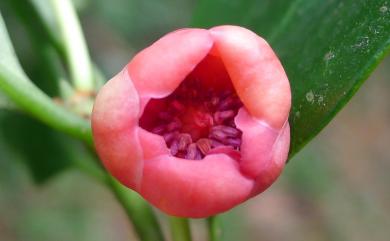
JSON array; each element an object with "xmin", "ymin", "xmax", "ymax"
[
  {"xmin": 169, "ymin": 216, "xmax": 192, "ymax": 241},
  {"xmin": 48, "ymin": 0, "xmax": 94, "ymax": 92}
]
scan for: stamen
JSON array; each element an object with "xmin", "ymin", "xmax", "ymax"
[
  {"xmin": 223, "ymin": 138, "xmax": 241, "ymax": 148},
  {"xmin": 170, "ymin": 140, "xmax": 179, "ymax": 155},
  {"xmin": 196, "ymin": 138, "xmax": 211, "ymax": 155},
  {"xmin": 163, "ymin": 131, "xmax": 178, "ymax": 144},
  {"xmin": 218, "ymin": 96, "xmax": 236, "ymax": 110},
  {"xmin": 214, "ymin": 110, "xmax": 235, "ymax": 124},
  {"xmin": 143, "ymin": 78, "xmax": 244, "ymax": 160},
  {"xmin": 211, "ymin": 125, "xmax": 241, "ymax": 137},
  {"xmin": 209, "ymin": 129, "xmax": 227, "ymax": 141},
  {"xmin": 186, "ymin": 143, "xmax": 202, "ymax": 160},
  {"xmin": 194, "ymin": 111, "xmax": 214, "ymax": 128},
  {"xmin": 210, "ymin": 139, "xmax": 224, "ymax": 148},
  {"xmin": 178, "ymin": 133, "xmax": 192, "ymax": 151}
]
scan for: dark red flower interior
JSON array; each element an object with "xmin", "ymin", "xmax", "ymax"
[{"xmin": 140, "ymin": 54, "xmax": 243, "ymax": 160}]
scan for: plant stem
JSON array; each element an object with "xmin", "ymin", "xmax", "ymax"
[
  {"xmin": 169, "ymin": 216, "xmax": 192, "ymax": 241},
  {"xmin": 0, "ymin": 66, "xmax": 93, "ymax": 145},
  {"xmin": 108, "ymin": 177, "xmax": 166, "ymax": 241},
  {"xmin": 1, "ymin": 10, "xmax": 167, "ymax": 241},
  {"xmin": 69, "ymin": 144, "xmax": 107, "ymax": 183},
  {"xmin": 207, "ymin": 216, "xmax": 222, "ymax": 241},
  {"xmin": 49, "ymin": 0, "xmax": 94, "ymax": 92}
]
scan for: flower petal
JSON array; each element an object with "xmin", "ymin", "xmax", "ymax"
[
  {"xmin": 140, "ymin": 154, "xmax": 254, "ymax": 218},
  {"xmin": 137, "ymin": 127, "xmax": 170, "ymax": 160},
  {"xmin": 251, "ymin": 122, "xmax": 290, "ymax": 196},
  {"xmin": 210, "ymin": 25, "xmax": 291, "ymax": 129},
  {"xmin": 127, "ymin": 29, "xmax": 213, "ymax": 98},
  {"xmin": 234, "ymin": 108, "xmax": 290, "ymax": 196},
  {"xmin": 92, "ymin": 70, "xmax": 143, "ymax": 189},
  {"xmin": 235, "ymin": 108, "xmax": 278, "ymax": 178}
]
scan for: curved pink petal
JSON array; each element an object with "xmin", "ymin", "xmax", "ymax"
[
  {"xmin": 127, "ymin": 29, "xmax": 213, "ymax": 98},
  {"xmin": 251, "ymin": 122, "xmax": 290, "ymax": 196},
  {"xmin": 235, "ymin": 108, "xmax": 290, "ymax": 196},
  {"xmin": 210, "ymin": 25, "xmax": 291, "ymax": 129},
  {"xmin": 235, "ymin": 108, "xmax": 279, "ymax": 178},
  {"xmin": 137, "ymin": 127, "xmax": 169, "ymax": 160},
  {"xmin": 140, "ymin": 154, "xmax": 254, "ymax": 218},
  {"xmin": 91, "ymin": 70, "xmax": 143, "ymax": 189}
]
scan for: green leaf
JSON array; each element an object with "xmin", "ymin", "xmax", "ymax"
[{"xmin": 192, "ymin": 0, "xmax": 390, "ymax": 157}]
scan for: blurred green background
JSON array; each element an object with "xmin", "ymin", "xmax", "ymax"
[{"xmin": 0, "ymin": 0, "xmax": 389, "ymax": 241}]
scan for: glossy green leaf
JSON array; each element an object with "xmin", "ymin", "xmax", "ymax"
[{"xmin": 193, "ymin": 0, "xmax": 390, "ymax": 157}]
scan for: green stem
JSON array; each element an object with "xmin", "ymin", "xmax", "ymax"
[
  {"xmin": 0, "ymin": 7, "xmax": 171, "ymax": 241},
  {"xmin": 0, "ymin": 64, "xmax": 167, "ymax": 241},
  {"xmin": 169, "ymin": 216, "xmax": 192, "ymax": 241},
  {"xmin": 0, "ymin": 66, "xmax": 92, "ymax": 144},
  {"xmin": 0, "ymin": 8, "xmax": 90, "ymax": 144},
  {"xmin": 1, "ymin": 9, "xmax": 167, "ymax": 241},
  {"xmin": 108, "ymin": 177, "xmax": 166, "ymax": 241},
  {"xmin": 68, "ymin": 144, "xmax": 106, "ymax": 183},
  {"xmin": 49, "ymin": 0, "xmax": 94, "ymax": 92},
  {"xmin": 207, "ymin": 216, "xmax": 222, "ymax": 241},
  {"xmin": 0, "ymin": 91, "xmax": 17, "ymax": 110}
]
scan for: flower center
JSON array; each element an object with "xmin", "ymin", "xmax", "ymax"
[{"xmin": 140, "ymin": 55, "xmax": 243, "ymax": 160}]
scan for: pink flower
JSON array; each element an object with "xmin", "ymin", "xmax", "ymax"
[{"xmin": 92, "ymin": 26, "xmax": 291, "ymax": 218}]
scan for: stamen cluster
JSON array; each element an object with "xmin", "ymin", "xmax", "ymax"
[{"xmin": 149, "ymin": 81, "xmax": 243, "ymax": 160}]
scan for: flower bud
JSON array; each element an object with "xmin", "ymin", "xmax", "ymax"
[{"xmin": 92, "ymin": 26, "xmax": 291, "ymax": 218}]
